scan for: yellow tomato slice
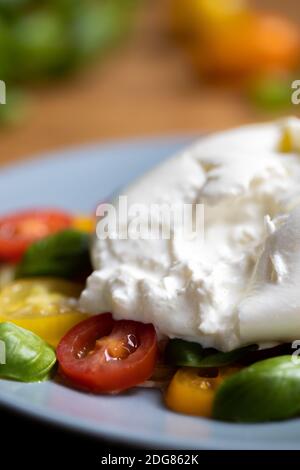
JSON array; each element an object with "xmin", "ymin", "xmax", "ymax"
[
  {"xmin": 278, "ymin": 127, "xmax": 294, "ymax": 153},
  {"xmin": 277, "ymin": 118, "xmax": 300, "ymax": 154},
  {"xmin": 0, "ymin": 279, "xmax": 87, "ymax": 347},
  {"xmin": 165, "ymin": 366, "xmax": 241, "ymax": 417},
  {"xmin": 0, "ymin": 264, "xmax": 15, "ymax": 289},
  {"xmin": 72, "ymin": 215, "xmax": 95, "ymax": 233},
  {"xmin": 165, "ymin": 368, "xmax": 220, "ymax": 417},
  {"xmin": 170, "ymin": 0, "xmax": 247, "ymax": 37}
]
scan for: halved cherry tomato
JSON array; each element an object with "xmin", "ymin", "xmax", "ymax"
[
  {"xmin": 72, "ymin": 215, "xmax": 95, "ymax": 233},
  {"xmin": 0, "ymin": 209, "xmax": 72, "ymax": 262},
  {"xmin": 165, "ymin": 368, "xmax": 220, "ymax": 417},
  {"xmin": 0, "ymin": 279, "xmax": 86, "ymax": 346},
  {"xmin": 57, "ymin": 313, "xmax": 158, "ymax": 393},
  {"xmin": 165, "ymin": 366, "xmax": 241, "ymax": 417}
]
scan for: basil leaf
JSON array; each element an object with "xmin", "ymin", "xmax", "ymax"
[
  {"xmin": 165, "ymin": 339, "xmax": 205, "ymax": 367},
  {"xmin": 16, "ymin": 229, "xmax": 92, "ymax": 280},
  {"xmin": 0, "ymin": 322, "xmax": 56, "ymax": 382},
  {"xmin": 213, "ymin": 356, "xmax": 300, "ymax": 422},
  {"xmin": 165, "ymin": 339, "xmax": 257, "ymax": 368},
  {"xmin": 198, "ymin": 344, "xmax": 258, "ymax": 367}
]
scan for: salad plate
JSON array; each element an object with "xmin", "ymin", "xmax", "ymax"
[{"xmin": 0, "ymin": 135, "xmax": 300, "ymax": 450}]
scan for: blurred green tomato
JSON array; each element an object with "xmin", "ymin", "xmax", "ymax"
[
  {"xmin": 0, "ymin": 0, "xmax": 31, "ymax": 6},
  {"xmin": 0, "ymin": 19, "xmax": 17, "ymax": 80},
  {"xmin": 70, "ymin": 2, "xmax": 128, "ymax": 62},
  {"xmin": 13, "ymin": 10, "xmax": 71, "ymax": 78},
  {"xmin": 248, "ymin": 76, "xmax": 293, "ymax": 112},
  {"xmin": 0, "ymin": 0, "xmax": 32, "ymax": 13}
]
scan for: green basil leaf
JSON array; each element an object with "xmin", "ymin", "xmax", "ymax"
[
  {"xmin": 16, "ymin": 229, "xmax": 92, "ymax": 280},
  {"xmin": 198, "ymin": 344, "xmax": 258, "ymax": 367},
  {"xmin": 165, "ymin": 339, "xmax": 257, "ymax": 368},
  {"xmin": 0, "ymin": 322, "xmax": 56, "ymax": 382},
  {"xmin": 213, "ymin": 356, "xmax": 300, "ymax": 422},
  {"xmin": 165, "ymin": 339, "xmax": 205, "ymax": 367}
]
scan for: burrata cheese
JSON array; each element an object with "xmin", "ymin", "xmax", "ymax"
[{"xmin": 80, "ymin": 118, "xmax": 300, "ymax": 351}]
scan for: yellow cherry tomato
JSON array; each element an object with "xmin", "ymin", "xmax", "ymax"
[
  {"xmin": 192, "ymin": 0, "xmax": 248, "ymax": 29},
  {"xmin": 278, "ymin": 128, "xmax": 292, "ymax": 153},
  {"xmin": 0, "ymin": 279, "xmax": 87, "ymax": 347},
  {"xmin": 165, "ymin": 368, "xmax": 221, "ymax": 417},
  {"xmin": 0, "ymin": 264, "xmax": 15, "ymax": 289},
  {"xmin": 165, "ymin": 366, "xmax": 241, "ymax": 417},
  {"xmin": 277, "ymin": 125, "xmax": 300, "ymax": 154},
  {"xmin": 170, "ymin": 0, "xmax": 248, "ymax": 38},
  {"xmin": 72, "ymin": 215, "xmax": 95, "ymax": 233}
]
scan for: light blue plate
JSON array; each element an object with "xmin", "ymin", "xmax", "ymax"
[{"xmin": 0, "ymin": 137, "xmax": 299, "ymax": 450}]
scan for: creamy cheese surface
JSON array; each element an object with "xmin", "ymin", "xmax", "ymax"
[{"xmin": 80, "ymin": 118, "xmax": 300, "ymax": 351}]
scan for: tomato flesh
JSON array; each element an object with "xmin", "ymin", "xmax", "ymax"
[
  {"xmin": 0, "ymin": 209, "xmax": 72, "ymax": 262},
  {"xmin": 0, "ymin": 279, "xmax": 85, "ymax": 346},
  {"xmin": 57, "ymin": 313, "xmax": 158, "ymax": 393}
]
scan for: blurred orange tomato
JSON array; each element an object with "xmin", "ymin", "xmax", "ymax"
[
  {"xmin": 252, "ymin": 13, "xmax": 300, "ymax": 73},
  {"xmin": 170, "ymin": 0, "xmax": 300, "ymax": 79},
  {"xmin": 169, "ymin": 0, "xmax": 248, "ymax": 38},
  {"xmin": 190, "ymin": 11, "xmax": 300, "ymax": 78}
]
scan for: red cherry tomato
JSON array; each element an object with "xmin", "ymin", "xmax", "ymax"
[
  {"xmin": 0, "ymin": 209, "xmax": 72, "ymax": 262},
  {"xmin": 57, "ymin": 313, "xmax": 158, "ymax": 394}
]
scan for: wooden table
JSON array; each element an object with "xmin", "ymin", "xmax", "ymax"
[{"xmin": 0, "ymin": 0, "xmax": 299, "ymax": 166}]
